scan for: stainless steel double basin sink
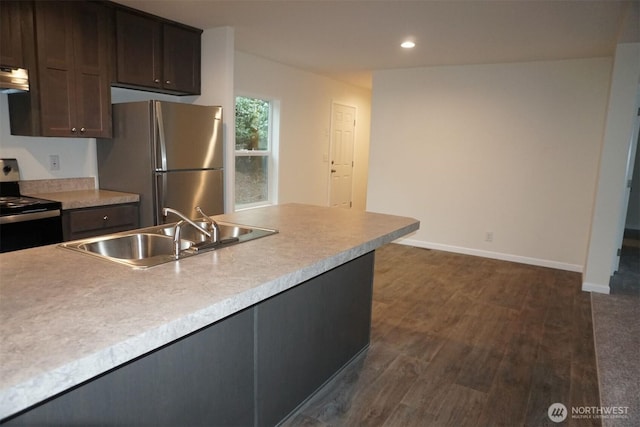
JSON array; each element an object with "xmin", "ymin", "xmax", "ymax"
[{"xmin": 60, "ymin": 221, "xmax": 277, "ymax": 269}]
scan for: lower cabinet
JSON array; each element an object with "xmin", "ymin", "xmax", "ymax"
[
  {"xmin": 1, "ymin": 252, "xmax": 375, "ymax": 426},
  {"xmin": 62, "ymin": 203, "xmax": 139, "ymax": 241}
]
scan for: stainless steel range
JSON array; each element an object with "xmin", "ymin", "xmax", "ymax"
[{"xmin": 0, "ymin": 158, "xmax": 63, "ymax": 252}]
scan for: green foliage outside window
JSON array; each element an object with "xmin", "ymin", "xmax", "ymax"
[
  {"xmin": 235, "ymin": 96, "xmax": 271, "ymax": 206},
  {"xmin": 235, "ymin": 97, "xmax": 269, "ymax": 150}
]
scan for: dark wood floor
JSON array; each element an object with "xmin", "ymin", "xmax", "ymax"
[{"xmin": 283, "ymin": 244, "xmax": 600, "ymax": 427}]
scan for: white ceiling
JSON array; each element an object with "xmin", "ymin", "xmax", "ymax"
[{"xmin": 114, "ymin": 0, "xmax": 635, "ymax": 89}]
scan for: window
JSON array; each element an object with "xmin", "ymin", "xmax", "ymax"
[{"xmin": 235, "ymin": 96, "xmax": 277, "ymax": 209}]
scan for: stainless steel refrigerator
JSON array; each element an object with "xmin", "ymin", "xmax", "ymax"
[{"xmin": 97, "ymin": 101, "xmax": 223, "ymax": 227}]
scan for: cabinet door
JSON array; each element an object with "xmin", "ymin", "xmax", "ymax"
[
  {"xmin": 72, "ymin": 1, "xmax": 111, "ymax": 138},
  {"xmin": 0, "ymin": 1, "xmax": 25, "ymax": 67},
  {"xmin": 115, "ymin": 10, "xmax": 162, "ymax": 89},
  {"xmin": 163, "ymin": 24, "xmax": 201, "ymax": 94},
  {"xmin": 32, "ymin": 1, "xmax": 111, "ymax": 138},
  {"xmin": 34, "ymin": 1, "xmax": 78, "ymax": 137}
]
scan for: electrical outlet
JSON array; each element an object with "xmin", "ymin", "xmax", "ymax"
[
  {"xmin": 485, "ymin": 231, "xmax": 494, "ymax": 242},
  {"xmin": 49, "ymin": 155, "xmax": 60, "ymax": 171}
]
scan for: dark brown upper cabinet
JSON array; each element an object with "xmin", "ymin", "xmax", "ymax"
[
  {"xmin": 8, "ymin": 1, "xmax": 112, "ymax": 138},
  {"xmin": 114, "ymin": 9, "xmax": 201, "ymax": 95}
]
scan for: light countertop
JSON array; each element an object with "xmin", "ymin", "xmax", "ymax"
[
  {"xmin": 0, "ymin": 203, "xmax": 418, "ymax": 420},
  {"xmin": 24, "ymin": 189, "xmax": 139, "ymax": 210},
  {"xmin": 19, "ymin": 177, "xmax": 139, "ymax": 210}
]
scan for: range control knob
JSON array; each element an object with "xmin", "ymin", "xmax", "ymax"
[{"xmin": 2, "ymin": 165, "xmax": 11, "ymax": 174}]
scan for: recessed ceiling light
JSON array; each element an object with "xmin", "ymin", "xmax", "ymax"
[{"xmin": 401, "ymin": 40, "xmax": 415, "ymax": 49}]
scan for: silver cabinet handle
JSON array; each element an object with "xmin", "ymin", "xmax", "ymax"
[
  {"xmin": 154, "ymin": 78, "xmax": 160, "ymax": 83},
  {"xmin": 71, "ymin": 127, "xmax": 77, "ymax": 133},
  {"xmin": 165, "ymin": 80, "xmax": 171, "ymax": 85},
  {"xmin": 80, "ymin": 127, "xmax": 86, "ymax": 133},
  {"xmin": 103, "ymin": 215, "xmax": 109, "ymax": 221}
]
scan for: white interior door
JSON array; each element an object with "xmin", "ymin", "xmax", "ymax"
[{"xmin": 329, "ymin": 103, "xmax": 356, "ymax": 208}]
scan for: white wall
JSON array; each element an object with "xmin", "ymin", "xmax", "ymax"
[
  {"xmin": 0, "ymin": 94, "xmax": 99, "ymax": 182},
  {"xmin": 368, "ymin": 57, "xmax": 613, "ymax": 271},
  {"xmin": 583, "ymin": 42, "xmax": 640, "ymax": 293},
  {"xmin": 196, "ymin": 26, "xmax": 235, "ymax": 212},
  {"xmin": 234, "ymin": 51, "xmax": 371, "ymax": 210}
]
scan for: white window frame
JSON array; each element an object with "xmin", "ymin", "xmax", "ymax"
[{"xmin": 234, "ymin": 95, "xmax": 279, "ymax": 211}]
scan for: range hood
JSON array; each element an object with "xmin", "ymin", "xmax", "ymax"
[{"xmin": 0, "ymin": 67, "xmax": 29, "ymax": 93}]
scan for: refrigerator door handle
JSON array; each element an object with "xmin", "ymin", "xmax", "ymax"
[
  {"xmin": 155, "ymin": 172, "xmax": 167, "ymax": 224},
  {"xmin": 155, "ymin": 101, "xmax": 168, "ymax": 171}
]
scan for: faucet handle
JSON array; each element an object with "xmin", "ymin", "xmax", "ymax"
[
  {"xmin": 194, "ymin": 206, "xmax": 220, "ymax": 243},
  {"xmin": 195, "ymin": 206, "xmax": 208, "ymax": 218}
]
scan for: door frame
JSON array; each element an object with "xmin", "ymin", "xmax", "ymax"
[{"xmin": 612, "ymin": 97, "xmax": 640, "ymax": 272}]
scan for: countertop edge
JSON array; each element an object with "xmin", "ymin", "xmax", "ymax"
[
  {"xmin": 24, "ymin": 189, "xmax": 140, "ymax": 210},
  {"xmin": 0, "ymin": 218, "xmax": 419, "ymax": 420}
]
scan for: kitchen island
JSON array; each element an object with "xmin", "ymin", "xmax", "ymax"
[{"xmin": 0, "ymin": 204, "xmax": 419, "ymax": 425}]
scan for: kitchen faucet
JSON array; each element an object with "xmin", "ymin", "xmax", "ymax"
[{"xmin": 162, "ymin": 207, "xmax": 219, "ymax": 259}]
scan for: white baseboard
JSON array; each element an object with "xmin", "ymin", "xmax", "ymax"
[
  {"xmin": 395, "ymin": 237, "xmax": 583, "ymax": 273},
  {"xmin": 581, "ymin": 281, "xmax": 611, "ymax": 294}
]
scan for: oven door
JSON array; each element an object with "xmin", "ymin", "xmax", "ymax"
[{"xmin": 0, "ymin": 210, "xmax": 63, "ymax": 253}]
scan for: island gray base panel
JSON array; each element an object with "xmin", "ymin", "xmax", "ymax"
[
  {"xmin": 3, "ymin": 308, "xmax": 256, "ymax": 427},
  {"xmin": 276, "ymin": 343, "xmax": 370, "ymax": 426},
  {"xmin": 2, "ymin": 251, "xmax": 374, "ymax": 426},
  {"xmin": 256, "ymin": 251, "xmax": 374, "ymax": 426}
]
